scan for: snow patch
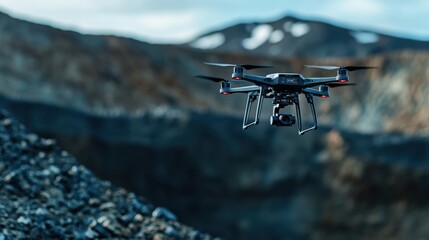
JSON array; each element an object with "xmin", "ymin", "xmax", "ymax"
[
  {"xmin": 283, "ymin": 21, "xmax": 310, "ymax": 37},
  {"xmin": 190, "ymin": 33, "xmax": 225, "ymax": 49},
  {"xmin": 269, "ymin": 30, "xmax": 284, "ymax": 43},
  {"xmin": 350, "ymin": 31, "xmax": 379, "ymax": 44},
  {"xmin": 242, "ymin": 24, "xmax": 273, "ymax": 50}
]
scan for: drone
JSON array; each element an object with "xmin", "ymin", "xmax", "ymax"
[{"xmin": 195, "ymin": 63, "xmax": 377, "ymax": 135}]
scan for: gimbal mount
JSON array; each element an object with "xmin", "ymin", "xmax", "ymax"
[{"xmin": 242, "ymin": 88, "xmax": 318, "ymax": 135}]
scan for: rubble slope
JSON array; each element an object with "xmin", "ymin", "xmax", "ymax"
[{"xmin": 0, "ymin": 110, "xmax": 217, "ymax": 240}]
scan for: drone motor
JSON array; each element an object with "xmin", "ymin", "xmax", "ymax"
[
  {"xmin": 336, "ymin": 68, "xmax": 349, "ymax": 82},
  {"xmin": 232, "ymin": 67, "xmax": 243, "ymax": 80},
  {"xmin": 220, "ymin": 82, "xmax": 231, "ymax": 95}
]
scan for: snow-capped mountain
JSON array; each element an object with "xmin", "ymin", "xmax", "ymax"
[{"xmin": 188, "ymin": 16, "xmax": 429, "ymax": 58}]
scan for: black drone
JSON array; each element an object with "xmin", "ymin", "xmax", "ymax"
[{"xmin": 195, "ymin": 63, "xmax": 376, "ymax": 135}]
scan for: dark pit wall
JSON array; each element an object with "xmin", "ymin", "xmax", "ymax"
[{"xmin": 3, "ymin": 96, "xmax": 429, "ymax": 240}]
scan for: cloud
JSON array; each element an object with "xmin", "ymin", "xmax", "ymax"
[
  {"xmin": 0, "ymin": 0, "xmax": 233, "ymax": 42},
  {"xmin": 285, "ymin": 0, "xmax": 428, "ymax": 40},
  {"xmin": 0, "ymin": 0, "xmax": 428, "ymax": 42},
  {"xmin": 330, "ymin": 0, "xmax": 385, "ymax": 16}
]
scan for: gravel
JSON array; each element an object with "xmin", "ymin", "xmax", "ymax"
[{"xmin": 0, "ymin": 110, "xmax": 218, "ymax": 239}]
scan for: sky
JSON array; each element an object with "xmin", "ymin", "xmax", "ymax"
[{"xmin": 0, "ymin": 0, "xmax": 428, "ymax": 43}]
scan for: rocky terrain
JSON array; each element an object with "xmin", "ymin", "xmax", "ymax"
[
  {"xmin": 188, "ymin": 15, "xmax": 429, "ymax": 58},
  {"xmin": 0, "ymin": 110, "xmax": 217, "ymax": 239},
  {"xmin": 1, "ymin": 9, "xmax": 429, "ymax": 240}
]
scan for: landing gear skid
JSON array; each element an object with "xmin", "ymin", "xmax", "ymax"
[
  {"xmin": 242, "ymin": 87, "xmax": 264, "ymax": 129},
  {"xmin": 242, "ymin": 90, "xmax": 318, "ymax": 135}
]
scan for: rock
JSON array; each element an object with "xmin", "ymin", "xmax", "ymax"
[
  {"xmin": 152, "ymin": 207, "xmax": 177, "ymax": 221},
  {"xmin": 17, "ymin": 216, "xmax": 31, "ymax": 225},
  {"xmin": 88, "ymin": 198, "xmax": 101, "ymax": 206},
  {"xmin": 34, "ymin": 207, "xmax": 48, "ymax": 215},
  {"xmin": 100, "ymin": 202, "xmax": 115, "ymax": 210},
  {"xmin": 134, "ymin": 213, "xmax": 144, "ymax": 222},
  {"xmin": 165, "ymin": 226, "xmax": 180, "ymax": 237},
  {"xmin": 153, "ymin": 233, "xmax": 167, "ymax": 240},
  {"xmin": 119, "ymin": 212, "xmax": 136, "ymax": 225}
]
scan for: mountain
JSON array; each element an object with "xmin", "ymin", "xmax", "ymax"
[
  {"xmin": 187, "ymin": 16, "xmax": 429, "ymax": 58},
  {"xmin": 1, "ymin": 9, "xmax": 429, "ymax": 240}
]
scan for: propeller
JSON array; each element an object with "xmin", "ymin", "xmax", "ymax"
[
  {"xmin": 204, "ymin": 62, "xmax": 272, "ymax": 70},
  {"xmin": 305, "ymin": 65, "xmax": 377, "ymax": 71},
  {"xmin": 194, "ymin": 75, "xmax": 226, "ymax": 82},
  {"xmin": 194, "ymin": 75, "xmax": 247, "ymax": 84},
  {"xmin": 326, "ymin": 83, "xmax": 357, "ymax": 88}
]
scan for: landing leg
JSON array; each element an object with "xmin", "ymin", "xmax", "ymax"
[
  {"xmin": 242, "ymin": 87, "xmax": 264, "ymax": 129},
  {"xmin": 296, "ymin": 94, "xmax": 318, "ymax": 135}
]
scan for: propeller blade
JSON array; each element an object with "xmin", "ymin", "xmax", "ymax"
[
  {"xmin": 326, "ymin": 83, "xmax": 357, "ymax": 88},
  {"xmin": 344, "ymin": 66, "xmax": 378, "ymax": 71},
  {"xmin": 305, "ymin": 65, "xmax": 377, "ymax": 71},
  {"xmin": 241, "ymin": 64, "xmax": 273, "ymax": 70},
  {"xmin": 204, "ymin": 62, "xmax": 272, "ymax": 70},
  {"xmin": 194, "ymin": 75, "xmax": 226, "ymax": 83},
  {"xmin": 305, "ymin": 65, "xmax": 339, "ymax": 70},
  {"xmin": 204, "ymin": 62, "xmax": 236, "ymax": 67}
]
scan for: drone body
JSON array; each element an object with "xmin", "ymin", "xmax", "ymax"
[{"xmin": 196, "ymin": 63, "xmax": 376, "ymax": 135}]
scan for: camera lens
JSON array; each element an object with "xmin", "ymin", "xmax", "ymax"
[
  {"xmin": 270, "ymin": 114, "xmax": 296, "ymax": 126},
  {"xmin": 279, "ymin": 114, "xmax": 290, "ymax": 122},
  {"xmin": 279, "ymin": 114, "xmax": 296, "ymax": 126}
]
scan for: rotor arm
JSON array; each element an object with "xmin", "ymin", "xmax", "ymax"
[
  {"xmin": 239, "ymin": 74, "xmax": 273, "ymax": 86},
  {"xmin": 302, "ymin": 87, "xmax": 329, "ymax": 98},
  {"xmin": 220, "ymin": 85, "xmax": 261, "ymax": 94},
  {"xmin": 303, "ymin": 77, "xmax": 338, "ymax": 87}
]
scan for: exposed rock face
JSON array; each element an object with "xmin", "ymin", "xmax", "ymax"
[
  {"xmin": 0, "ymin": 110, "xmax": 217, "ymax": 240},
  {"xmin": 319, "ymin": 130, "xmax": 429, "ymax": 240}
]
